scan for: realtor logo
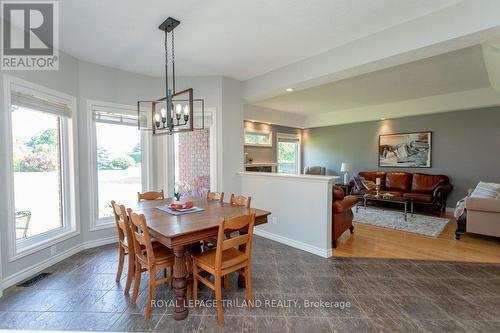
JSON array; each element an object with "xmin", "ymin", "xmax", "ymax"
[{"xmin": 1, "ymin": 1, "xmax": 59, "ymax": 70}]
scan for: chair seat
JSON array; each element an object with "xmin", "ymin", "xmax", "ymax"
[
  {"xmin": 193, "ymin": 247, "xmax": 246, "ymax": 270},
  {"xmin": 141, "ymin": 245, "xmax": 174, "ymax": 265}
]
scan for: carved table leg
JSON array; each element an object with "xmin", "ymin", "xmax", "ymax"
[{"xmin": 172, "ymin": 245, "xmax": 188, "ymax": 320}]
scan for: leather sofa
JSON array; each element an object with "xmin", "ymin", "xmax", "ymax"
[
  {"xmin": 351, "ymin": 171, "xmax": 452, "ymax": 214},
  {"xmin": 332, "ymin": 186, "xmax": 358, "ymax": 248}
]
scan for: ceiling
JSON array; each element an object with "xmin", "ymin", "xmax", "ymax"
[
  {"xmin": 58, "ymin": 0, "xmax": 462, "ymax": 80},
  {"xmin": 253, "ymin": 45, "xmax": 492, "ymax": 115}
]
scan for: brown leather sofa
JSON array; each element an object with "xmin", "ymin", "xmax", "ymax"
[
  {"xmin": 351, "ymin": 171, "xmax": 452, "ymax": 214},
  {"xmin": 332, "ymin": 186, "xmax": 358, "ymax": 248}
]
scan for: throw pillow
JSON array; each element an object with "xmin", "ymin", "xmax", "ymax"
[
  {"xmin": 470, "ymin": 181, "xmax": 500, "ymax": 199},
  {"xmin": 353, "ymin": 177, "xmax": 365, "ymax": 191},
  {"xmin": 362, "ymin": 180, "xmax": 377, "ymax": 190}
]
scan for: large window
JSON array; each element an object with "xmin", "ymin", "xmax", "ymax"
[
  {"xmin": 5, "ymin": 76, "xmax": 78, "ymax": 259},
  {"xmin": 90, "ymin": 102, "xmax": 150, "ymax": 225},
  {"xmin": 277, "ymin": 133, "xmax": 301, "ymax": 174}
]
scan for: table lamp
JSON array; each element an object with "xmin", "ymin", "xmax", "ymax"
[{"xmin": 340, "ymin": 163, "xmax": 352, "ymax": 185}]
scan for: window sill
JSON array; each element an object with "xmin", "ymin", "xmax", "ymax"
[
  {"xmin": 10, "ymin": 228, "xmax": 80, "ymax": 262},
  {"xmin": 90, "ymin": 217, "xmax": 115, "ymax": 232}
]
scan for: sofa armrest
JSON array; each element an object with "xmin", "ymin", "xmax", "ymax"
[
  {"xmin": 433, "ymin": 184, "xmax": 452, "ymax": 201},
  {"xmin": 465, "ymin": 197, "xmax": 500, "ymax": 213},
  {"xmin": 333, "ymin": 195, "xmax": 358, "ymax": 214}
]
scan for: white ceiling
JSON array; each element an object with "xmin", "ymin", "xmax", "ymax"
[
  {"xmin": 253, "ymin": 46, "xmax": 491, "ymax": 115},
  {"xmin": 59, "ymin": 0, "xmax": 462, "ymax": 80}
]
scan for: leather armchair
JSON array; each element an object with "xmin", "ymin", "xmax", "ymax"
[{"xmin": 332, "ymin": 186, "xmax": 358, "ymax": 248}]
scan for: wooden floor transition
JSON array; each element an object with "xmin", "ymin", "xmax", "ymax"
[{"xmin": 334, "ymin": 213, "xmax": 500, "ymax": 263}]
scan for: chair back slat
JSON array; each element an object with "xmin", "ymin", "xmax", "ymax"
[
  {"xmin": 111, "ymin": 201, "xmax": 133, "ymax": 246},
  {"xmin": 207, "ymin": 191, "xmax": 224, "ymax": 202},
  {"xmin": 128, "ymin": 209, "xmax": 156, "ymax": 265},
  {"xmin": 230, "ymin": 194, "xmax": 251, "ymax": 208},
  {"xmin": 215, "ymin": 213, "xmax": 255, "ymax": 270},
  {"xmin": 222, "ymin": 234, "xmax": 249, "ymax": 251},
  {"xmin": 138, "ymin": 190, "xmax": 165, "ymax": 202}
]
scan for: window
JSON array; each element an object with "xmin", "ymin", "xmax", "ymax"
[
  {"xmin": 277, "ymin": 133, "xmax": 301, "ymax": 174},
  {"xmin": 4, "ymin": 75, "xmax": 79, "ymax": 260},
  {"xmin": 90, "ymin": 102, "xmax": 151, "ymax": 226},
  {"xmin": 244, "ymin": 130, "xmax": 272, "ymax": 147}
]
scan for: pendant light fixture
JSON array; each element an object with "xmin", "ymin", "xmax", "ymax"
[{"xmin": 138, "ymin": 17, "xmax": 204, "ymax": 135}]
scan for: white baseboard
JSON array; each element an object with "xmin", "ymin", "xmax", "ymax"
[
  {"xmin": 254, "ymin": 228, "xmax": 332, "ymax": 258},
  {"xmin": 1, "ymin": 236, "xmax": 116, "ymax": 291}
]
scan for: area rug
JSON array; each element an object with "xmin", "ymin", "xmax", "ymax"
[{"xmin": 353, "ymin": 207, "xmax": 450, "ymax": 237}]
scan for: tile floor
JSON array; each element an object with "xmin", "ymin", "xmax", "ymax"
[{"xmin": 0, "ymin": 236, "xmax": 499, "ymax": 332}]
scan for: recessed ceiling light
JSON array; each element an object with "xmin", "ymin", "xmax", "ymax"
[
  {"xmin": 285, "ymin": 88, "xmax": 294, "ymax": 92},
  {"xmin": 380, "ymin": 118, "xmax": 386, "ymax": 120}
]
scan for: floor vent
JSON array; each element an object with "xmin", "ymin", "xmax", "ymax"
[{"xmin": 16, "ymin": 272, "xmax": 52, "ymax": 287}]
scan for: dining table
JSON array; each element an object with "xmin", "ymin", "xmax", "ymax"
[{"xmin": 135, "ymin": 196, "xmax": 271, "ymax": 321}]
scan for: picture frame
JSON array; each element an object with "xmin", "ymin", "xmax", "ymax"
[{"xmin": 379, "ymin": 132, "xmax": 432, "ymax": 168}]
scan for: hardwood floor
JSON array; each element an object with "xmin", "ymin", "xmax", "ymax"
[{"xmin": 334, "ymin": 213, "xmax": 500, "ymax": 263}]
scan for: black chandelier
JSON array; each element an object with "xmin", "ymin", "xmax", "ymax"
[{"xmin": 138, "ymin": 17, "xmax": 204, "ymax": 135}]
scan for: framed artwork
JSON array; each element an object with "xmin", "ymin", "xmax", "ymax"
[{"xmin": 379, "ymin": 132, "xmax": 432, "ymax": 168}]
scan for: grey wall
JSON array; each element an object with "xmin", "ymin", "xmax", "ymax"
[
  {"xmin": 302, "ymin": 107, "xmax": 500, "ymax": 206},
  {"xmin": 244, "ymin": 121, "xmax": 302, "ymax": 164}
]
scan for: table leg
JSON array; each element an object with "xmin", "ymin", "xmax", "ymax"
[
  {"xmin": 172, "ymin": 245, "xmax": 188, "ymax": 320},
  {"xmin": 404, "ymin": 202, "xmax": 407, "ymax": 221},
  {"xmin": 411, "ymin": 200, "xmax": 414, "ymax": 217},
  {"xmin": 364, "ymin": 197, "xmax": 367, "ymax": 210}
]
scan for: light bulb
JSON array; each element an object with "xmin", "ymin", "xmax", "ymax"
[
  {"xmin": 160, "ymin": 108, "xmax": 167, "ymax": 118},
  {"xmin": 154, "ymin": 113, "xmax": 160, "ymax": 122},
  {"xmin": 183, "ymin": 105, "xmax": 190, "ymax": 115},
  {"xmin": 175, "ymin": 104, "xmax": 182, "ymax": 114}
]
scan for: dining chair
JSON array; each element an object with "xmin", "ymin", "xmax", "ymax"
[
  {"xmin": 137, "ymin": 190, "xmax": 165, "ymax": 202},
  {"xmin": 207, "ymin": 191, "xmax": 224, "ymax": 202},
  {"xmin": 128, "ymin": 209, "xmax": 175, "ymax": 320},
  {"xmin": 111, "ymin": 201, "xmax": 136, "ymax": 295},
  {"xmin": 192, "ymin": 213, "xmax": 256, "ymax": 326},
  {"xmin": 230, "ymin": 194, "xmax": 251, "ymax": 208}
]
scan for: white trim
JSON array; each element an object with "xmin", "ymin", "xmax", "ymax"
[
  {"xmin": 254, "ymin": 227, "xmax": 332, "ymax": 258},
  {"xmin": 1, "ymin": 236, "xmax": 117, "ymax": 291},
  {"xmin": 237, "ymin": 171, "xmax": 339, "ymax": 183},
  {"xmin": 86, "ymin": 100, "xmax": 152, "ymax": 231},
  {"xmin": 276, "ymin": 132, "xmax": 302, "ymax": 174},
  {"xmin": 3, "ymin": 75, "xmax": 80, "ymax": 262}
]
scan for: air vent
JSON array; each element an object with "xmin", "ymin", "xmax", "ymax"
[{"xmin": 16, "ymin": 272, "xmax": 51, "ymax": 287}]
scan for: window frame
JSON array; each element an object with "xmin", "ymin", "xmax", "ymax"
[
  {"xmin": 3, "ymin": 75, "xmax": 80, "ymax": 262},
  {"xmin": 276, "ymin": 132, "xmax": 302, "ymax": 175},
  {"xmin": 87, "ymin": 100, "xmax": 153, "ymax": 231}
]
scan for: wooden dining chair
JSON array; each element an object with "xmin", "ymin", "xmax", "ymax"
[
  {"xmin": 111, "ymin": 201, "xmax": 135, "ymax": 295},
  {"xmin": 230, "ymin": 194, "xmax": 251, "ymax": 208},
  {"xmin": 192, "ymin": 213, "xmax": 256, "ymax": 326},
  {"xmin": 207, "ymin": 191, "xmax": 224, "ymax": 202},
  {"xmin": 128, "ymin": 209, "xmax": 175, "ymax": 320},
  {"xmin": 137, "ymin": 190, "xmax": 165, "ymax": 202}
]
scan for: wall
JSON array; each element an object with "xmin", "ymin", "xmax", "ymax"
[
  {"xmin": 302, "ymin": 107, "xmax": 500, "ymax": 205},
  {"xmin": 244, "ymin": 104, "xmax": 306, "ymax": 128},
  {"xmin": 1, "ymin": 53, "xmax": 244, "ymax": 290},
  {"xmin": 244, "ymin": 121, "xmax": 302, "ymax": 164}
]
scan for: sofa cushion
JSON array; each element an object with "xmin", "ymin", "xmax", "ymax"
[
  {"xmin": 359, "ymin": 172, "xmax": 386, "ymax": 190},
  {"xmin": 385, "ymin": 172, "xmax": 412, "ymax": 192},
  {"xmin": 380, "ymin": 191, "xmax": 404, "ymax": 197},
  {"xmin": 470, "ymin": 181, "xmax": 500, "ymax": 199},
  {"xmin": 411, "ymin": 173, "xmax": 448, "ymax": 194},
  {"xmin": 403, "ymin": 192, "xmax": 433, "ymax": 203}
]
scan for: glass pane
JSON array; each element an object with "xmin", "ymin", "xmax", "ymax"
[
  {"xmin": 12, "ymin": 107, "xmax": 63, "ymax": 240},
  {"xmin": 245, "ymin": 133, "xmax": 269, "ymax": 145},
  {"xmin": 278, "ymin": 141, "xmax": 298, "ymax": 174},
  {"xmin": 96, "ymin": 122, "xmax": 142, "ymax": 219},
  {"xmin": 174, "ymin": 129, "xmax": 210, "ymax": 197}
]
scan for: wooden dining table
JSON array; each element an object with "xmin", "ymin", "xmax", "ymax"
[{"xmin": 135, "ymin": 196, "xmax": 271, "ymax": 321}]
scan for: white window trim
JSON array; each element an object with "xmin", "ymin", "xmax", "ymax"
[
  {"xmin": 3, "ymin": 75, "xmax": 80, "ymax": 262},
  {"xmin": 276, "ymin": 132, "xmax": 302, "ymax": 175},
  {"xmin": 244, "ymin": 129, "xmax": 273, "ymax": 147},
  {"xmin": 87, "ymin": 100, "xmax": 153, "ymax": 231}
]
